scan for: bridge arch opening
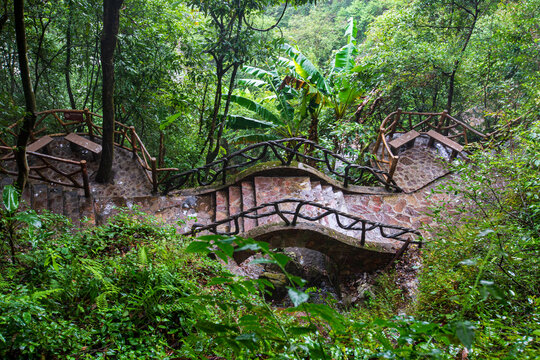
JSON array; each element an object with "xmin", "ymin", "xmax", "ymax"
[{"xmin": 233, "ymin": 224, "xmax": 396, "ymax": 277}]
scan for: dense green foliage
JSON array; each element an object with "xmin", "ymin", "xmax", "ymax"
[{"xmin": 1, "ymin": 0, "xmax": 539, "ymax": 358}]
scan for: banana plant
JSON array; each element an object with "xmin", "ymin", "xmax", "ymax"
[
  {"xmin": 226, "ymin": 18, "xmax": 363, "ymax": 144},
  {"xmin": 224, "ymin": 63, "xmax": 306, "ymax": 143},
  {"xmin": 281, "ymin": 17, "xmax": 364, "ymax": 123}
]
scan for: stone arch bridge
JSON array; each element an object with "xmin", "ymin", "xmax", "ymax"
[{"xmin": 1, "ymin": 109, "xmax": 483, "ymax": 274}]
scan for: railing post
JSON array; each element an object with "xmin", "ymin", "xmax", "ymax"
[
  {"xmin": 158, "ymin": 131, "xmax": 165, "ymax": 167},
  {"xmin": 130, "ymin": 126, "xmax": 137, "ymax": 159},
  {"xmin": 343, "ymin": 165, "xmax": 350, "ymax": 188},
  {"xmin": 437, "ymin": 110, "xmax": 448, "ymax": 132},
  {"xmin": 80, "ymin": 160, "xmax": 91, "ymax": 198},
  {"xmin": 360, "ymin": 222, "xmax": 366, "ymax": 246},
  {"xmin": 151, "ymin": 157, "xmax": 158, "ymax": 194},
  {"xmin": 84, "ymin": 108, "xmax": 94, "ymax": 141},
  {"xmin": 390, "ymin": 108, "xmax": 402, "ymax": 138},
  {"xmin": 388, "ymin": 157, "xmax": 398, "ymax": 181},
  {"xmin": 222, "ymin": 159, "xmax": 228, "ymax": 185}
]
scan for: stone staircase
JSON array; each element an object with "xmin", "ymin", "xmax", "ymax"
[
  {"xmin": 2, "ymin": 173, "xmax": 440, "ymax": 250},
  {"xmin": 211, "ymin": 176, "xmax": 387, "ymax": 243},
  {"xmin": 0, "ymin": 177, "xmax": 94, "ymax": 227}
]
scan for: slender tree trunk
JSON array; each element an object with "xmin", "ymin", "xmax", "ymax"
[
  {"xmin": 203, "ymin": 64, "xmax": 223, "ymax": 163},
  {"xmin": 65, "ymin": 0, "xmax": 76, "ymax": 109},
  {"xmin": 445, "ymin": 4, "xmax": 479, "ymax": 114},
  {"xmin": 207, "ymin": 63, "xmax": 239, "ymax": 164},
  {"xmin": 13, "ymin": 0, "xmax": 37, "ymax": 191},
  {"xmin": 96, "ymin": 0, "xmax": 123, "ymax": 183}
]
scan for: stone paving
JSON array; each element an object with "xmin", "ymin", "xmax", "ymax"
[{"xmin": 375, "ymin": 135, "xmax": 457, "ymax": 193}]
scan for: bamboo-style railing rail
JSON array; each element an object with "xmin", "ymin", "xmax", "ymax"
[
  {"xmin": 1, "ymin": 109, "xmax": 179, "ymax": 195},
  {"xmin": 183, "ymin": 198, "xmax": 422, "ymax": 246},
  {"xmin": 0, "ymin": 145, "xmax": 91, "ymax": 197},
  {"xmin": 371, "ymin": 108, "xmax": 487, "ymax": 179},
  {"xmin": 162, "ymin": 138, "xmax": 402, "ymax": 194}
]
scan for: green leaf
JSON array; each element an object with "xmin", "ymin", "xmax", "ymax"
[
  {"xmin": 334, "ymin": 43, "xmax": 358, "ymax": 73},
  {"xmin": 249, "ymin": 258, "xmax": 277, "ymax": 265},
  {"xmin": 2, "ymin": 185, "xmax": 19, "ymax": 214},
  {"xmin": 216, "ymin": 241, "xmax": 235, "ymax": 257},
  {"xmin": 459, "ymin": 258, "xmax": 477, "ymax": 266},
  {"xmin": 15, "ymin": 211, "xmax": 42, "ymax": 228},
  {"xmin": 300, "ymin": 303, "xmax": 345, "ymax": 330},
  {"xmin": 196, "ymin": 320, "xmax": 235, "ymax": 334},
  {"xmin": 235, "ymin": 332, "xmax": 258, "ymax": 343},
  {"xmin": 227, "ymin": 95, "xmax": 283, "ymax": 126},
  {"xmin": 454, "ymin": 321, "xmax": 475, "ymax": 350},
  {"xmin": 237, "ymin": 78, "xmax": 267, "ymax": 88},
  {"xmin": 185, "ymin": 241, "xmax": 210, "ymax": 254},
  {"xmin": 242, "ymin": 66, "xmax": 275, "ymax": 80},
  {"xmin": 288, "ymin": 288, "xmax": 309, "ymax": 307},
  {"xmin": 160, "ymin": 111, "xmax": 182, "ymax": 130},
  {"xmin": 271, "ymin": 253, "xmax": 291, "ymax": 268},
  {"xmin": 281, "ymin": 43, "xmax": 331, "ymax": 95},
  {"xmin": 289, "ymin": 326, "xmax": 316, "ymax": 335},
  {"xmin": 344, "ymin": 17, "xmax": 358, "ymax": 45},
  {"xmin": 226, "ymin": 115, "xmax": 276, "ymax": 130},
  {"xmin": 208, "ymin": 276, "xmax": 233, "ymax": 285}
]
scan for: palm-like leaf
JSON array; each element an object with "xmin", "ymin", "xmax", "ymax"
[
  {"xmin": 281, "ymin": 43, "xmax": 331, "ymax": 96},
  {"xmin": 226, "ymin": 115, "xmax": 276, "ymax": 130},
  {"xmin": 227, "ymin": 95, "xmax": 284, "ymax": 126}
]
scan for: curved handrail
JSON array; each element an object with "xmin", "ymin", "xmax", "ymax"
[
  {"xmin": 183, "ymin": 198, "xmax": 422, "ymax": 246},
  {"xmin": 163, "ymin": 138, "xmax": 402, "ymax": 194}
]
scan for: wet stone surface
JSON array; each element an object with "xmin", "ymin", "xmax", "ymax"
[{"xmin": 374, "ymin": 135, "xmax": 459, "ymax": 193}]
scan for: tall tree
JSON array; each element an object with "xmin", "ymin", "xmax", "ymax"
[
  {"xmin": 96, "ymin": 0, "xmax": 123, "ymax": 183},
  {"xmin": 64, "ymin": 0, "xmax": 76, "ymax": 109},
  {"xmin": 13, "ymin": 0, "xmax": 37, "ymax": 191},
  {"xmin": 193, "ymin": 0, "xmax": 314, "ymax": 164}
]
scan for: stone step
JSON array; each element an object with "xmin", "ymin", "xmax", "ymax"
[
  {"xmin": 79, "ymin": 196, "xmax": 96, "ymax": 226},
  {"xmin": 32, "ymin": 184, "xmax": 49, "ymax": 214},
  {"xmin": 47, "ymin": 186, "xmax": 64, "ymax": 215},
  {"xmin": 241, "ymin": 180, "xmax": 257, "ymax": 231},
  {"xmin": 215, "ymin": 189, "xmax": 229, "ymax": 232},
  {"xmin": 304, "ymin": 180, "xmax": 323, "ymax": 220},
  {"xmin": 63, "ymin": 190, "xmax": 80, "ymax": 227},
  {"xmin": 254, "ymin": 176, "xmax": 311, "ymax": 225},
  {"xmin": 228, "ymin": 185, "xmax": 243, "ymax": 233}
]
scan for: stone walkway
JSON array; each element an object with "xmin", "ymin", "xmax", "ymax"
[
  {"xmin": 375, "ymin": 135, "xmax": 459, "ymax": 193},
  {"xmin": 1, "ymin": 136, "xmax": 459, "ymax": 254}
]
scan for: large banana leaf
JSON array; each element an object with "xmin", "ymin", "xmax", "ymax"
[
  {"xmin": 226, "ymin": 115, "xmax": 276, "ymax": 130},
  {"xmin": 281, "ymin": 43, "xmax": 331, "ymax": 96},
  {"xmin": 333, "ymin": 17, "xmax": 358, "ymax": 73},
  {"xmin": 344, "ymin": 16, "xmax": 358, "ymax": 45},
  {"xmin": 237, "ymin": 78, "xmax": 267, "ymax": 89},
  {"xmin": 227, "ymin": 95, "xmax": 284, "ymax": 126},
  {"xmin": 242, "ymin": 66, "xmax": 275, "ymax": 80},
  {"xmin": 334, "ymin": 43, "xmax": 358, "ymax": 74},
  {"xmin": 228, "ymin": 132, "xmax": 282, "ymax": 144}
]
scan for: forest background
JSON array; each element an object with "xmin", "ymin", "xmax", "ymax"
[{"xmin": 0, "ymin": 0, "xmax": 539, "ymax": 358}]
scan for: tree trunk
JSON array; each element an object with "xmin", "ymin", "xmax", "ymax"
[
  {"xmin": 96, "ymin": 0, "xmax": 123, "ymax": 183},
  {"xmin": 13, "ymin": 0, "xmax": 37, "ymax": 192},
  {"xmin": 65, "ymin": 0, "xmax": 76, "ymax": 109},
  {"xmin": 207, "ymin": 63, "xmax": 239, "ymax": 164},
  {"xmin": 445, "ymin": 3, "xmax": 479, "ymax": 115},
  {"xmin": 203, "ymin": 65, "xmax": 223, "ymax": 163}
]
